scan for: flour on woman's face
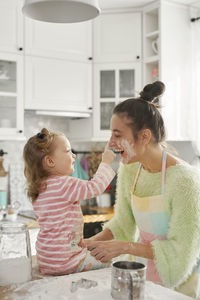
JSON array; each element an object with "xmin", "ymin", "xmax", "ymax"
[{"xmin": 118, "ymin": 138, "xmax": 136, "ymax": 164}]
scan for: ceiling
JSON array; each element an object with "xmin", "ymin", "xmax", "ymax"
[{"xmin": 99, "ymin": 0, "xmax": 200, "ymax": 9}]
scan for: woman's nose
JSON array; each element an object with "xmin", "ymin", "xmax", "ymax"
[{"xmin": 108, "ymin": 137, "xmax": 115, "ymax": 147}]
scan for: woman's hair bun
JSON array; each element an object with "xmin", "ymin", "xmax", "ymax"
[{"xmin": 139, "ymin": 81, "xmax": 165, "ymax": 103}]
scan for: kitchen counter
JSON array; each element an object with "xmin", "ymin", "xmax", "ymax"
[
  {"xmin": 17, "ymin": 206, "xmax": 114, "ymax": 229},
  {"xmin": 0, "ymin": 258, "xmax": 193, "ymax": 300}
]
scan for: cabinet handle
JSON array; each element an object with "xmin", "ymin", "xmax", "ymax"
[
  {"xmin": 18, "ymin": 130, "xmax": 23, "ymax": 133},
  {"xmin": 136, "ymin": 55, "xmax": 140, "ymax": 59},
  {"xmin": 18, "ymin": 47, "xmax": 23, "ymax": 51},
  {"xmin": 88, "ymin": 57, "xmax": 93, "ymax": 60},
  {"xmin": 88, "ymin": 107, "xmax": 92, "ymax": 110}
]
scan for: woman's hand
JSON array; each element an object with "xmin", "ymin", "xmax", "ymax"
[{"xmin": 86, "ymin": 240, "xmax": 128, "ymax": 262}]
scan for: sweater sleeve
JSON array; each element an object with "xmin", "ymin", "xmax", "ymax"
[
  {"xmin": 152, "ymin": 167, "xmax": 200, "ymax": 288},
  {"xmin": 103, "ymin": 162, "xmax": 138, "ymax": 242},
  {"xmin": 67, "ymin": 162, "xmax": 115, "ymax": 202}
]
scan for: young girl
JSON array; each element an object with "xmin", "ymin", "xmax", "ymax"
[{"xmin": 23, "ymin": 128, "xmax": 115, "ymax": 275}]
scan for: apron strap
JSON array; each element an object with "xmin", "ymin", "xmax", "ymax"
[
  {"xmin": 132, "ymin": 163, "xmax": 142, "ymax": 194},
  {"xmin": 132, "ymin": 151, "xmax": 167, "ymax": 195},
  {"xmin": 161, "ymin": 151, "xmax": 167, "ymax": 195}
]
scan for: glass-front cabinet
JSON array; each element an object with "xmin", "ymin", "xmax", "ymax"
[
  {"xmin": 0, "ymin": 53, "xmax": 24, "ymax": 140},
  {"xmin": 93, "ymin": 63, "xmax": 141, "ymax": 140}
]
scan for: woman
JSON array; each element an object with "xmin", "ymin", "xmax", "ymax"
[{"xmin": 86, "ymin": 81, "xmax": 200, "ymax": 298}]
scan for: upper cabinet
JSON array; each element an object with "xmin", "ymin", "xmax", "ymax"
[
  {"xmin": 24, "ymin": 56, "xmax": 92, "ymax": 112},
  {"xmin": 0, "ymin": 0, "xmax": 24, "ymax": 140},
  {"xmin": 24, "ymin": 18, "xmax": 92, "ymax": 112},
  {"xmin": 0, "ymin": 0, "xmax": 24, "ymax": 55},
  {"xmin": 93, "ymin": 12, "xmax": 142, "ymax": 63},
  {"xmin": 92, "ymin": 62, "xmax": 141, "ymax": 140},
  {"xmin": 90, "ymin": 11, "xmax": 142, "ymax": 141},
  {"xmin": 143, "ymin": 0, "xmax": 193, "ymax": 141},
  {"xmin": 24, "ymin": 19, "xmax": 92, "ymax": 62},
  {"xmin": 0, "ymin": 52, "xmax": 24, "ymax": 140}
]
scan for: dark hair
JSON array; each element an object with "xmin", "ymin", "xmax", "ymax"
[
  {"xmin": 23, "ymin": 128, "xmax": 64, "ymax": 201},
  {"xmin": 113, "ymin": 81, "xmax": 166, "ymax": 143}
]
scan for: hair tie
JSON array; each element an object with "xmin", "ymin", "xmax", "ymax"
[{"xmin": 36, "ymin": 132, "xmax": 45, "ymax": 139}]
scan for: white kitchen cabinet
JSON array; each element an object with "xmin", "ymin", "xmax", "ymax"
[
  {"xmin": 88, "ymin": 11, "xmax": 143, "ymax": 141},
  {"xmin": 143, "ymin": 0, "xmax": 193, "ymax": 141},
  {"xmin": 93, "ymin": 12, "xmax": 142, "ymax": 63},
  {"xmin": 24, "ymin": 56, "xmax": 92, "ymax": 112},
  {"xmin": 24, "ymin": 17, "xmax": 92, "ymax": 113},
  {"xmin": 0, "ymin": 0, "xmax": 24, "ymax": 55},
  {"xmin": 0, "ymin": 52, "xmax": 24, "ymax": 140},
  {"xmin": 24, "ymin": 18, "xmax": 92, "ymax": 62},
  {"xmin": 93, "ymin": 62, "xmax": 142, "ymax": 140}
]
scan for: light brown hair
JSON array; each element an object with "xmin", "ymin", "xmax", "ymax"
[
  {"xmin": 23, "ymin": 128, "xmax": 63, "ymax": 201},
  {"xmin": 113, "ymin": 81, "xmax": 166, "ymax": 143}
]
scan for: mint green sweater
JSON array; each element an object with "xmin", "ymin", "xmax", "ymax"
[{"xmin": 104, "ymin": 162, "xmax": 200, "ymax": 289}]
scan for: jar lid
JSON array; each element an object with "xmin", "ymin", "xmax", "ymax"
[{"xmin": 0, "ymin": 222, "xmax": 27, "ymax": 233}]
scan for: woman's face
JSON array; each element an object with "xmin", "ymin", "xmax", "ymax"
[{"xmin": 109, "ymin": 114, "xmax": 141, "ymax": 164}]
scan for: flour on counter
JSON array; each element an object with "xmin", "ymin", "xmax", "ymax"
[
  {"xmin": 1, "ymin": 268, "xmax": 192, "ymax": 300},
  {"xmin": 10, "ymin": 268, "xmax": 111, "ymax": 300},
  {"xmin": 0, "ymin": 256, "xmax": 32, "ymax": 286}
]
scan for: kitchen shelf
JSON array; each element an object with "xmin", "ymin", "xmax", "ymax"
[
  {"xmin": 145, "ymin": 30, "xmax": 159, "ymax": 39},
  {"xmin": 144, "ymin": 55, "xmax": 159, "ymax": 63},
  {"xmin": 0, "ymin": 92, "xmax": 17, "ymax": 97}
]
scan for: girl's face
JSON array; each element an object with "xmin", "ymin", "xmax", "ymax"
[
  {"xmin": 49, "ymin": 135, "xmax": 76, "ymax": 176},
  {"xmin": 109, "ymin": 114, "xmax": 141, "ymax": 164}
]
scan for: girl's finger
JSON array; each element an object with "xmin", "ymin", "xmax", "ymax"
[{"xmin": 104, "ymin": 142, "xmax": 109, "ymax": 150}]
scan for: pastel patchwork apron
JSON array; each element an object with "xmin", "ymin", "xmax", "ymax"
[
  {"xmin": 131, "ymin": 151, "xmax": 168, "ymax": 284},
  {"xmin": 131, "ymin": 151, "xmax": 200, "ymax": 298}
]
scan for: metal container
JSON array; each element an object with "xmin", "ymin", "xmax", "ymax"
[
  {"xmin": 111, "ymin": 261, "xmax": 146, "ymax": 300},
  {"xmin": 0, "ymin": 223, "xmax": 32, "ymax": 286}
]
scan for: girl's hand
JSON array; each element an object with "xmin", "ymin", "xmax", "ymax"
[
  {"xmin": 102, "ymin": 146, "xmax": 116, "ymax": 165},
  {"xmin": 86, "ymin": 240, "xmax": 128, "ymax": 262}
]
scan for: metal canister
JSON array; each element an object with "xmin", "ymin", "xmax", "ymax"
[{"xmin": 111, "ymin": 261, "xmax": 146, "ymax": 300}]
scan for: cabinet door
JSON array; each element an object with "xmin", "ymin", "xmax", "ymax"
[
  {"xmin": 93, "ymin": 63, "xmax": 141, "ymax": 139},
  {"xmin": 93, "ymin": 12, "xmax": 142, "ymax": 63},
  {"xmin": 0, "ymin": 53, "xmax": 24, "ymax": 140},
  {"xmin": 24, "ymin": 56, "xmax": 92, "ymax": 112},
  {"xmin": 25, "ymin": 18, "xmax": 92, "ymax": 61},
  {"xmin": 0, "ymin": 0, "xmax": 24, "ymax": 54}
]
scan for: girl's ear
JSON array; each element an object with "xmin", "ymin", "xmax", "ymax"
[
  {"xmin": 43, "ymin": 155, "xmax": 55, "ymax": 168},
  {"xmin": 140, "ymin": 129, "xmax": 152, "ymax": 145}
]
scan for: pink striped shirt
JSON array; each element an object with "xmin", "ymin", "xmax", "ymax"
[{"xmin": 33, "ymin": 162, "xmax": 115, "ymax": 275}]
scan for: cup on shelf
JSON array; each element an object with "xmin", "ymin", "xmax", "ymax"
[{"xmin": 152, "ymin": 38, "xmax": 159, "ymax": 54}]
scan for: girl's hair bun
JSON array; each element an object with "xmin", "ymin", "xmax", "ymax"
[{"xmin": 139, "ymin": 81, "xmax": 165, "ymax": 103}]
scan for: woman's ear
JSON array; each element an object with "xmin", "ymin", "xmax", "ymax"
[
  {"xmin": 43, "ymin": 155, "xmax": 55, "ymax": 169},
  {"xmin": 140, "ymin": 129, "xmax": 152, "ymax": 145}
]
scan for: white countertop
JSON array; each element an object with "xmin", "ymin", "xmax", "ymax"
[{"xmin": 1, "ymin": 267, "xmax": 193, "ymax": 300}]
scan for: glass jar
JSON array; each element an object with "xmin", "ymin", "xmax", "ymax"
[{"xmin": 0, "ymin": 223, "xmax": 32, "ymax": 285}]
